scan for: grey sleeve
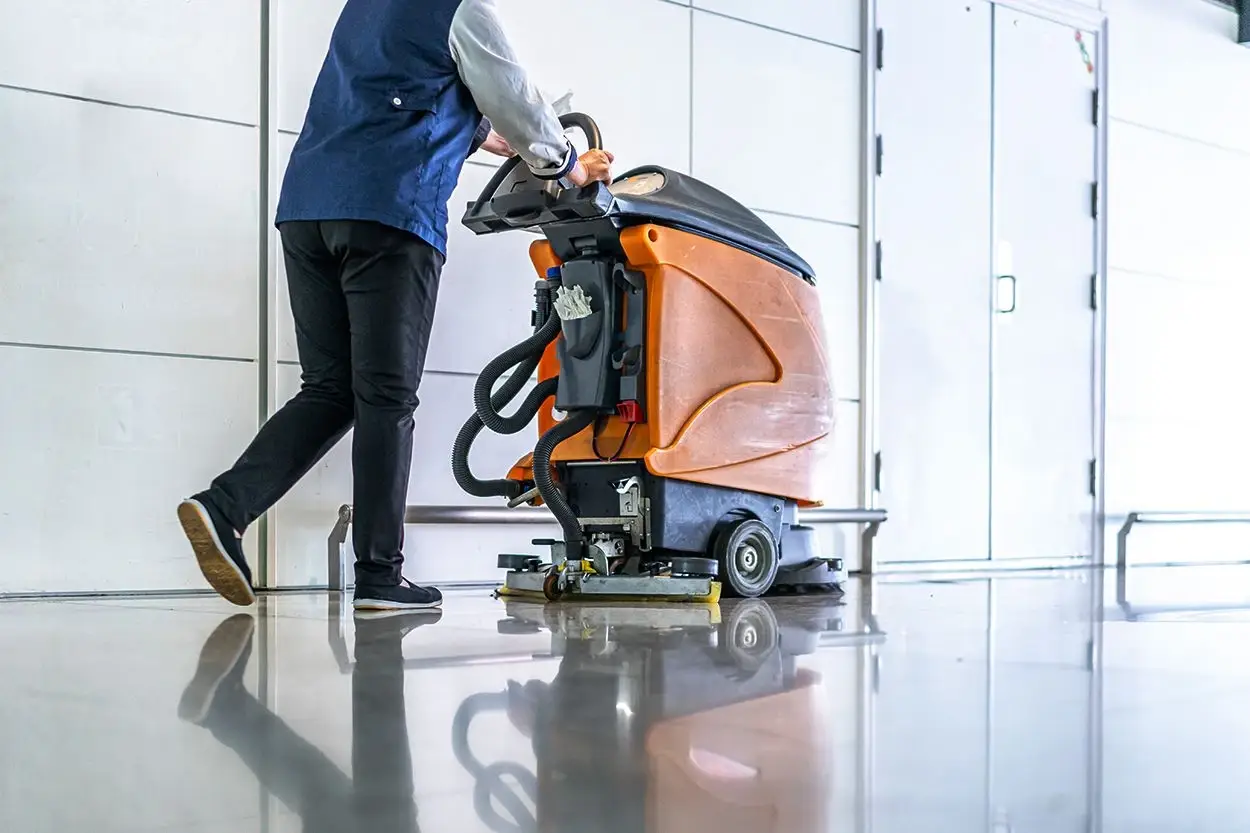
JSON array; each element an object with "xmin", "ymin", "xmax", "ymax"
[{"xmin": 449, "ymin": 0, "xmax": 577, "ymax": 178}]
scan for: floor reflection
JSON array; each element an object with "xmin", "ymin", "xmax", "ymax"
[
  {"xmin": 179, "ymin": 611, "xmax": 439, "ymax": 833},
  {"xmin": 182, "ymin": 595, "xmax": 867, "ymax": 833},
  {"xmin": 456, "ymin": 598, "xmax": 861, "ymax": 833},
  {"xmin": 10, "ymin": 567, "xmax": 1250, "ymax": 833}
]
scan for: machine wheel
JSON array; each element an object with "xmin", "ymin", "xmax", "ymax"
[
  {"xmin": 714, "ymin": 519, "xmax": 780, "ymax": 598},
  {"xmin": 542, "ymin": 573, "xmax": 563, "ymax": 602},
  {"xmin": 723, "ymin": 600, "xmax": 779, "ymax": 671},
  {"xmin": 669, "ymin": 556, "xmax": 719, "ymax": 578}
]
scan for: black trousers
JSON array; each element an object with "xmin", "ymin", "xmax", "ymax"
[{"xmin": 206, "ymin": 220, "xmax": 443, "ymax": 587}]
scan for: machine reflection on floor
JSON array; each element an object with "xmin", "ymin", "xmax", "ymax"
[
  {"xmin": 173, "ymin": 594, "xmax": 880, "ymax": 833},
  {"xmin": 452, "ymin": 598, "xmax": 882, "ymax": 833}
]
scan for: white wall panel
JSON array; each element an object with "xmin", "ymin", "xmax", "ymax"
[
  {"xmin": 761, "ymin": 213, "xmax": 860, "ymax": 398},
  {"xmin": 275, "ymin": 134, "xmax": 298, "ymax": 363},
  {"xmin": 0, "ymin": 348, "xmax": 257, "ymax": 594},
  {"xmin": 1105, "ymin": 268, "xmax": 1250, "ymax": 515},
  {"xmin": 1105, "ymin": 414, "xmax": 1250, "ymax": 516},
  {"xmin": 0, "ymin": 89, "xmax": 259, "ymax": 359},
  {"xmin": 693, "ymin": 0, "xmax": 860, "ymax": 50},
  {"xmin": 497, "ymin": 0, "xmax": 692, "ymax": 174},
  {"xmin": 1106, "ymin": 269, "xmax": 1250, "ymax": 423},
  {"xmin": 277, "ymin": 0, "xmax": 343, "ymax": 133},
  {"xmin": 271, "ymin": 365, "xmax": 542, "ymax": 586},
  {"xmin": 1105, "ymin": 0, "xmax": 1250, "ymax": 153},
  {"xmin": 0, "ymin": 0, "xmax": 259, "ymax": 125},
  {"xmin": 1108, "ymin": 121, "xmax": 1250, "ymax": 284},
  {"xmin": 692, "ymin": 12, "xmax": 860, "ymax": 224}
]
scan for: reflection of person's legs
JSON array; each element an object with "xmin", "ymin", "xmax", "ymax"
[
  {"xmin": 204, "ymin": 222, "xmax": 355, "ymax": 533},
  {"xmin": 179, "ymin": 616, "xmax": 352, "ymax": 833},
  {"xmin": 351, "ymin": 613, "xmax": 440, "ymax": 832}
]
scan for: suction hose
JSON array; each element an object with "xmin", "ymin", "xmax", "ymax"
[
  {"xmin": 531, "ymin": 409, "xmax": 598, "ymax": 558},
  {"xmin": 452, "ymin": 301, "xmax": 561, "ymax": 500},
  {"xmin": 452, "ymin": 376, "xmax": 557, "ymax": 499},
  {"xmin": 474, "ymin": 314, "xmax": 561, "ymax": 433}
]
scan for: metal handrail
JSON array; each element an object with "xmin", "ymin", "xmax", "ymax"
[
  {"xmin": 1116, "ymin": 511, "xmax": 1250, "ymax": 571},
  {"xmin": 1115, "ymin": 511, "xmax": 1250, "ymax": 622},
  {"xmin": 327, "ymin": 504, "xmax": 888, "ymax": 591}
]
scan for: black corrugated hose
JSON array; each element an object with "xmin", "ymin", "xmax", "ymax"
[
  {"xmin": 452, "ymin": 375, "xmax": 557, "ymax": 499},
  {"xmin": 452, "ymin": 289, "xmax": 561, "ymax": 500},
  {"xmin": 474, "ymin": 314, "xmax": 561, "ymax": 433},
  {"xmin": 531, "ymin": 409, "xmax": 597, "ymax": 557}
]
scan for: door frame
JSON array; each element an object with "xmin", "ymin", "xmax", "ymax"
[{"xmin": 861, "ymin": 0, "xmax": 1110, "ymax": 574}]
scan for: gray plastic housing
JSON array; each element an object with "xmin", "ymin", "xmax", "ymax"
[{"xmin": 555, "ymin": 258, "xmax": 619, "ymax": 412}]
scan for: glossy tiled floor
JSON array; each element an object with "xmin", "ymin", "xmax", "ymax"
[{"xmin": 3, "ymin": 567, "xmax": 1250, "ymax": 832}]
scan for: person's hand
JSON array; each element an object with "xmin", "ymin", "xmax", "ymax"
[
  {"xmin": 480, "ymin": 130, "xmax": 515, "ymax": 158},
  {"xmin": 566, "ymin": 149, "xmax": 615, "ymax": 187}
]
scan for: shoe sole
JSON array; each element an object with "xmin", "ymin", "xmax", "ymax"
[
  {"xmin": 178, "ymin": 500, "xmax": 256, "ymax": 607},
  {"xmin": 352, "ymin": 598, "xmax": 443, "ymax": 612},
  {"xmin": 353, "ymin": 608, "xmax": 444, "ymax": 621}
]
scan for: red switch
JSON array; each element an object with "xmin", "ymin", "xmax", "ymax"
[{"xmin": 616, "ymin": 400, "xmax": 643, "ymax": 424}]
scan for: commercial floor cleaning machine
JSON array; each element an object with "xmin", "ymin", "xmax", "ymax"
[{"xmin": 452, "ymin": 114, "xmax": 837, "ymax": 602}]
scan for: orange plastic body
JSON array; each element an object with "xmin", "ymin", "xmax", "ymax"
[{"xmin": 509, "ymin": 224, "xmax": 835, "ymax": 506}]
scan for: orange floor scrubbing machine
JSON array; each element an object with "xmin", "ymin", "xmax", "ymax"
[{"xmin": 452, "ymin": 115, "xmax": 838, "ymax": 601}]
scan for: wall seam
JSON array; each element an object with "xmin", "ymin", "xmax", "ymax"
[
  {"xmin": 689, "ymin": 6, "xmax": 863, "ymax": 52},
  {"xmin": 0, "ymin": 82, "xmax": 257, "ymax": 129},
  {"xmin": 0, "ymin": 341, "xmax": 255, "ymax": 363},
  {"xmin": 1111, "ymin": 115, "xmax": 1250, "ymax": 159}
]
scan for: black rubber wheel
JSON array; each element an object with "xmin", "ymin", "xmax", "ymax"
[
  {"xmin": 723, "ymin": 599, "xmax": 780, "ymax": 671},
  {"xmin": 670, "ymin": 556, "xmax": 719, "ymax": 578},
  {"xmin": 714, "ymin": 519, "xmax": 780, "ymax": 599},
  {"xmin": 498, "ymin": 553, "xmax": 539, "ymax": 572},
  {"xmin": 542, "ymin": 573, "xmax": 563, "ymax": 602}
]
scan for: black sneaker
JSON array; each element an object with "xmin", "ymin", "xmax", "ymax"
[
  {"xmin": 353, "ymin": 578, "xmax": 443, "ymax": 612},
  {"xmin": 177, "ymin": 495, "xmax": 255, "ymax": 607},
  {"xmin": 178, "ymin": 614, "xmax": 255, "ymax": 725}
]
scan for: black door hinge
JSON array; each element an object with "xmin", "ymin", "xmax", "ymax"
[
  {"xmin": 1088, "ymin": 459, "xmax": 1098, "ymax": 496},
  {"xmin": 1092, "ymin": 89, "xmax": 1100, "ymax": 126},
  {"xmin": 874, "ymin": 451, "xmax": 883, "ymax": 492},
  {"xmin": 875, "ymin": 135, "xmax": 884, "ymax": 176},
  {"xmin": 876, "ymin": 28, "xmax": 885, "ymax": 70},
  {"xmin": 875, "ymin": 240, "xmax": 883, "ymax": 282},
  {"xmin": 1089, "ymin": 274, "xmax": 1098, "ymax": 310},
  {"xmin": 1090, "ymin": 182, "xmax": 1099, "ymax": 219}
]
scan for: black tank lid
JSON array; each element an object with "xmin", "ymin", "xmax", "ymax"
[{"xmin": 606, "ymin": 166, "xmax": 816, "ymax": 282}]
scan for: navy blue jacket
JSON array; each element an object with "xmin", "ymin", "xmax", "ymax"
[{"xmin": 275, "ymin": 0, "xmax": 485, "ymax": 255}]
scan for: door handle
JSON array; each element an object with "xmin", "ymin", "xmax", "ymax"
[{"xmin": 996, "ymin": 275, "xmax": 1017, "ymax": 314}]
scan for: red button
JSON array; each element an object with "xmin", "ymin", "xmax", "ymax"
[{"xmin": 616, "ymin": 400, "xmax": 643, "ymax": 423}]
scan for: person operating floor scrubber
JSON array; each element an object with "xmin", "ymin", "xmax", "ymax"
[{"xmin": 176, "ymin": 0, "xmax": 614, "ymax": 612}]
